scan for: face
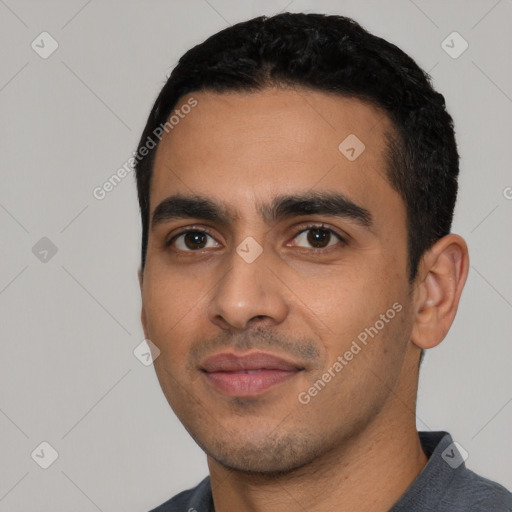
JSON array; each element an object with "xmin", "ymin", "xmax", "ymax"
[{"xmin": 140, "ymin": 88, "xmax": 416, "ymax": 474}]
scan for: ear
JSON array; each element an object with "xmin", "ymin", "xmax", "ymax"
[
  {"xmin": 138, "ymin": 267, "xmax": 144, "ymax": 290},
  {"xmin": 411, "ymin": 234, "xmax": 469, "ymax": 349},
  {"xmin": 138, "ymin": 267, "xmax": 149, "ymax": 339}
]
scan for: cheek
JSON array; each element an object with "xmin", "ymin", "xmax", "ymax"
[
  {"xmin": 291, "ymin": 258, "xmax": 398, "ymax": 328},
  {"xmin": 142, "ymin": 267, "xmax": 207, "ymax": 358},
  {"xmin": 289, "ymin": 263, "xmax": 409, "ymax": 376}
]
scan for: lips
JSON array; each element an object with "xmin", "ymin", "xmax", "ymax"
[{"xmin": 200, "ymin": 352, "xmax": 303, "ymax": 396}]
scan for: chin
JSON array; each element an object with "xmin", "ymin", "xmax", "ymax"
[{"xmin": 200, "ymin": 430, "xmax": 320, "ymax": 475}]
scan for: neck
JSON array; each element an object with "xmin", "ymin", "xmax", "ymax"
[{"xmin": 207, "ymin": 365, "xmax": 427, "ymax": 512}]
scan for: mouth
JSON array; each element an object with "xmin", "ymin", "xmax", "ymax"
[{"xmin": 200, "ymin": 352, "xmax": 304, "ymax": 397}]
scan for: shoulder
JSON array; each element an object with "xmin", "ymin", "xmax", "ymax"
[
  {"xmin": 148, "ymin": 477, "xmax": 212, "ymax": 512},
  {"xmin": 443, "ymin": 468, "xmax": 512, "ymax": 511},
  {"xmin": 393, "ymin": 432, "xmax": 512, "ymax": 512}
]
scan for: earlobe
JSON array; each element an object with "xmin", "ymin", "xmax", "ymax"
[{"xmin": 411, "ymin": 234, "xmax": 469, "ymax": 350}]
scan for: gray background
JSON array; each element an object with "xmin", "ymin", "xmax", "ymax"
[{"xmin": 0, "ymin": 0, "xmax": 511, "ymax": 510}]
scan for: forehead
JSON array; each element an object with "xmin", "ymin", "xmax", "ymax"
[{"xmin": 150, "ymin": 88, "xmax": 402, "ymax": 223}]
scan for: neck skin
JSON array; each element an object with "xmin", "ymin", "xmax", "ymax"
[{"xmin": 207, "ymin": 352, "xmax": 428, "ymax": 512}]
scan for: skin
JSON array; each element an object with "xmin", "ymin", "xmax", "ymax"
[{"xmin": 139, "ymin": 88, "xmax": 469, "ymax": 512}]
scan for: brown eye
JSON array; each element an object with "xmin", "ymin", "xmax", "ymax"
[
  {"xmin": 293, "ymin": 227, "xmax": 342, "ymax": 249},
  {"xmin": 171, "ymin": 230, "xmax": 219, "ymax": 251},
  {"xmin": 184, "ymin": 231, "xmax": 207, "ymax": 250},
  {"xmin": 307, "ymin": 228, "xmax": 331, "ymax": 248}
]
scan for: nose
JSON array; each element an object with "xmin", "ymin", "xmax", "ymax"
[{"xmin": 206, "ymin": 246, "xmax": 289, "ymax": 331}]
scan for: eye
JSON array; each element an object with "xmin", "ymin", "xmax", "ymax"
[
  {"xmin": 292, "ymin": 225, "xmax": 344, "ymax": 249},
  {"xmin": 166, "ymin": 224, "xmax": 345, "ymax": 253},
  {"xmin": 169, "ymin": 229, "xmax": 220, "ymax": 251}
]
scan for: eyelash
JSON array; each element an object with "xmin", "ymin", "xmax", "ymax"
[{"xmin": 165, "ymin": 223, "xmax": 347, "ymax": 252}]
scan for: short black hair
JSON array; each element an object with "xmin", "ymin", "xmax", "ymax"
[{"xmin": 134, "ymin": 12, "xmax": 459, "ymax": 281}]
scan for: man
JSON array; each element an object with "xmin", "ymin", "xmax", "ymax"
[{"xmin": 135, "ymin": 12, "xmax": 512, "ymax": 512}]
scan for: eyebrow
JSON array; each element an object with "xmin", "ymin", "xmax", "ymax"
[{"xmin": 151, "ymin": 191, "xmax": 372, "ymax": 230}]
